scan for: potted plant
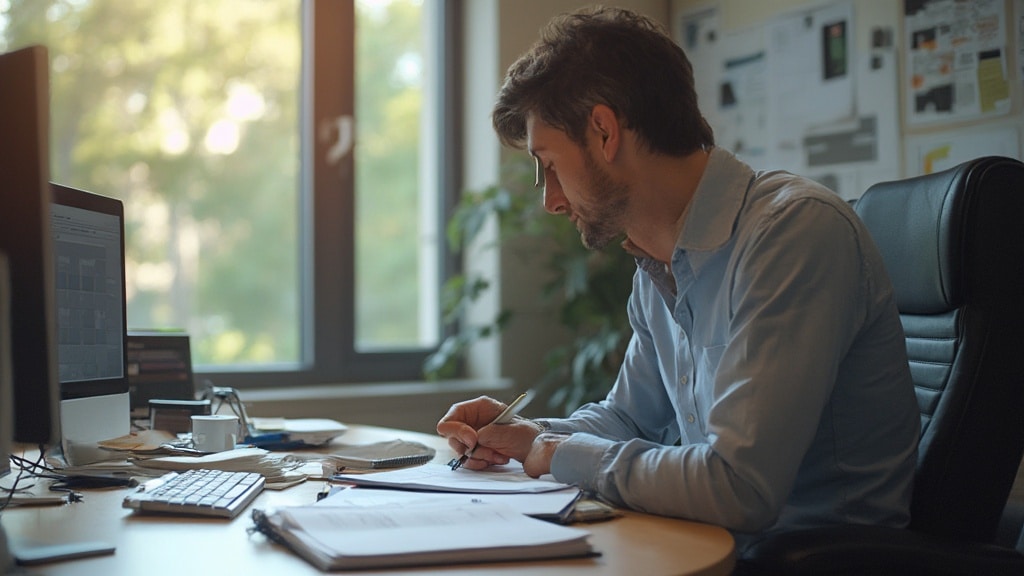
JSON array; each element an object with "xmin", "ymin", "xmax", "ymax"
[{"xmin": 424, "ymin": 157, "xmax": 636, "ymax": 416}]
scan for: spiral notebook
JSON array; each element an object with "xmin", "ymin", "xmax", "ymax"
[{"xmin": 328, "ymin": 439, "xmax": 436, "ymax": 470}]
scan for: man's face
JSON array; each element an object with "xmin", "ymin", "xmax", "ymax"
[{"xmin": 526, "ymin": 115, "xmax": 629, "ymax": 250}]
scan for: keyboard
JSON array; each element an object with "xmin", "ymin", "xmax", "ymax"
[{"xmin": 122, "ymin": 468, "xmax": 265, "ymax": 519}]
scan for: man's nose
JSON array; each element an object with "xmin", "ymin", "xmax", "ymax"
[{"xmin": 542, "ymin": 175, "xmax": 568, "ymax": 215}]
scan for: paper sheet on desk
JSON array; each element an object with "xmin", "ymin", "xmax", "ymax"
[
  {"xmin": 0, "ymin": 474, "xmax": 69, "ymax": 507},
  {"xmin": 249, "ymin": 417, "xmax": 347, "ymax": 446},
  {"xmin": 332, "ymin": 462, "xmax": 573, "ymax": 493},
  {"xmin": 317, "ymin": 485, "xmax": 582, "ymax": 523}
]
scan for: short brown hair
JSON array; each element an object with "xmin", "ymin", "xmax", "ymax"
[{"xmin": 492, "ymin": 6, "xmax": 714, "ymax": 155}]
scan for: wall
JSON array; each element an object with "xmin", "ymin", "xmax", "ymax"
[{"xmin": 669, "ymin": 0, "xmax": 1023, "ymax": 194}]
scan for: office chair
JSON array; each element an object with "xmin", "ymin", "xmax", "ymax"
[{"xmin": 741, "ymin": 156, "xmax": 1024, "ymax": 575}]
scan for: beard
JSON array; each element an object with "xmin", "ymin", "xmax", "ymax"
[{"xmin": 575, "ymin": 152, "xmax": 630, "ymax": 250}]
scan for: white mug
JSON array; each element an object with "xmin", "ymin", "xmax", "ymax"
[{"xmin": 191, "ymin": 414, "xmax": 239, "ymax": 453}]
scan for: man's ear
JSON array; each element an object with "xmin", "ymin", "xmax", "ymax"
[{"xmin": 589, "ymin": 104, "xmax": 620, "ymax": 162}]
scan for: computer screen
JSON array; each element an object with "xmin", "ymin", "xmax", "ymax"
[
  {"xmin": 51, "ymin": 184, "xmax": 131, "ymax": 465},
  {"xmin": 51, "ymin": 185, "xmax": 128, "ymax": 399},
  {"xmin": 0, "ymin": 44, "xmax": 61, "ymax": 451}
]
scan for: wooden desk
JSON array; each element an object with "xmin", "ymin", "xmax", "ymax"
[{"xmin": 2, "ymin": 424, "xmax": 735, "ymax": 575}]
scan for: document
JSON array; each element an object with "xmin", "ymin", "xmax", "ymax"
[
  {"xmin": 251, "ymin": 501, "xmax": 594, "ymax": 571},
  {"xmin": 331, "ymin": 462, "xmax": 571, "ymax": 493},
  {"xmin": 318, "ymin": 485, "xmax": 583, "ymax": 524}
]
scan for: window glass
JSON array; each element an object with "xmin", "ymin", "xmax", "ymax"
[
  {"xmin": 1, "ymin": 0, "xmax": 445, "ymax": 378},
  {"xmin": 355, "ymin": 0, "xmax": 438, "ymax": 351}
]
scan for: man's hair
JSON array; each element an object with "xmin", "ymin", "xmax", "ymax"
[{"xmin": 492, "ymin": 6, "xmax": 714, "ymax": 155}]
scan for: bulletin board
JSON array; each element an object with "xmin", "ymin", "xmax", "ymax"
[
  {"xmin": 674, "ymin": 0, "xmax": 900, "ymax": 199},
  {"xmin": 904, "ymin": 0, "xmax": 1011, "ymax": 126},
  {"xmin": 671, "ymin": 0, "xmax": 1023, "ymax": 195}
]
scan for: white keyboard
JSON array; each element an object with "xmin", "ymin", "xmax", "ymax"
[{"xmin": 122, "ymin": 468, "xmax": 265, "ymax": 519}]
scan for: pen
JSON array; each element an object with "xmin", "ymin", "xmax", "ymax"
[{"xmin": 448, "ymin": 391, "xmax": 533, "ymax": 471}]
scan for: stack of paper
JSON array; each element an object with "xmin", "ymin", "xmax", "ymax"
[
  {"xmin": 249, "ymin": 417, "xmax": 348, "ymax": 446},
  {"xmin": 134, "ymin": 447, "xmax": 307, "ymax": 488},
  {"xmin": 252, "ymin": 500, "xmax": 593, "ymax": 571}
]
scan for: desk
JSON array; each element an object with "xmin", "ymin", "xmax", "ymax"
[{"xmin": 2, "ymin": 424, "xmax": 735, "ymax": 575}]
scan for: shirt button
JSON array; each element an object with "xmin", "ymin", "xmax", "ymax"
[
  {"xmin": 680, "ymin": 375, "xmax": 688, "ymax": 385},
  {"xmin": 686, "ymin": 413, "xmax": 696, "ymax": 423}
]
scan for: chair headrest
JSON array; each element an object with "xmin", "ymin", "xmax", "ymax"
[{"xmin": 855, "ymin": 165, "xmax": 967, "ymax": 315}]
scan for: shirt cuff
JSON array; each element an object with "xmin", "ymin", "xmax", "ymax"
[{"xmin": 549, "ymin": 432, "xmax": 616, "ymax": 493}]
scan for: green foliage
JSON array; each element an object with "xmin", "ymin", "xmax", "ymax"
[
  {"xmin": 3, "ymin": 0, "xmax": 304, "ymax": 365},
  {"xmin": 425, "ymin": 158, "xmax": 636, "ymax": 416}
]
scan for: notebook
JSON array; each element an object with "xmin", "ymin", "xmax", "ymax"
[{"xmin": 327, "ymin": 439, "xmax": 435, "ymax": 470}]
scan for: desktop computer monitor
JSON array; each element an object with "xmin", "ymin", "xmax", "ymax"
[
  {"xmin": 1, "ymin": 254, "xmax": 12, "ymax": 479},
  {"xmin": 0, "ymin": 45, "xmax": 61, "ymax": 464},
  {"xmin": 51, "ymin": 183, "xmax": 131, "ymax": 465}
]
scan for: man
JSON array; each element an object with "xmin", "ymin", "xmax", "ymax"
[{"xmin": 436, "ymin": 6, "xmax": 919, "ymax": 550}]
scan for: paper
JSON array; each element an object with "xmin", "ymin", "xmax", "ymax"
[
  {"xmin": 0, "ymin": 473, "xmax": 69, "ymax": 507},
  {"xmin": 249, "ymin": 417, "xmax": 348, "ymax": 446},
  {"xmin": 254, "ymin": 501, "xmax": 593, "ymax": 571},
  {"xmin": 96, "ymin": 429, "xmax": 177, "ymax": 452},
  {"xmin": 133, "ymin": 447, "xmax": 308, "ymax": 488},
  {"xmin": 318, "ymin": 485, "xmax": 582, "ymax": 522},
  {"xmin": 904, "ymin": 0, "xmax": 1010, "ymax": 125},
  {"xmin": 332, "ymin": 462, "xmax": 573, "ymax": 494}
]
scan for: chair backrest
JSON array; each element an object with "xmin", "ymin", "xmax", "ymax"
[{"xmin": 855, "ymin": 156, "xmax": 1024, "ymax": 543}]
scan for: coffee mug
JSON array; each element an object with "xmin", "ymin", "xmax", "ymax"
[{"xmin": 191, "ymin": 414, "xmax": 239, "ymax": 452}]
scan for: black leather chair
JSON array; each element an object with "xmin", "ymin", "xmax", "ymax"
[{"xmin": 741, "ymin": 156, "xmax": 1024, "ymax": 575}]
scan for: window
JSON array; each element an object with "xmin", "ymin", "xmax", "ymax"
[{"xmin": 0, "ymin": 0, "xmax": 459, "ymax": 387}]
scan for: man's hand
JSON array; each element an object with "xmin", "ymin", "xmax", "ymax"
[{"xmin": 436, "ymin": 395, "xmax": 544, "ymax": 470}]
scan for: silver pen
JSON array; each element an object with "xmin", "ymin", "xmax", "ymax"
[{"xmin": 448, "ymin": 391, "xmax": 533, "ymax": 471}]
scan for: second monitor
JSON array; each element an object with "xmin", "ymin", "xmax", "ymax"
[{"xmin": 51, "ymin": 183, "xmax": 131, "ymax": 466}]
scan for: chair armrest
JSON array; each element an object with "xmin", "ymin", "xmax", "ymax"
[{"xmin": 740, "ymin": 524, "xmax": 1024, "ymax": 576}]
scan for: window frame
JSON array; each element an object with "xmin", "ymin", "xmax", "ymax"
[{"xmin": 197, "ymin": 0, "xmax": 462, "ymax": 390}]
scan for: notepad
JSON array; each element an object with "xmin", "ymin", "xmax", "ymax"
[
  {"xmin": 328, "ymin": 439, "xmax": 435, "ymax": 470},
  {"xmin": 251, "ymin": 501, "xmax": 594, "ymax": 571}
]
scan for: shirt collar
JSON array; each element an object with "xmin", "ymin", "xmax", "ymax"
[
  {"xmin": 676, "ymin": 147, "xmax": 754, "ymax": 253},
  {"xmin": 629, "ymin": 147, "xmax": 754, "ymax": 298}
]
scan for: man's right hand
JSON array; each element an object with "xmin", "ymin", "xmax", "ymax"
[{"xmin": 436, "ymin": 395, "xmax": 544, "ymax": 470}]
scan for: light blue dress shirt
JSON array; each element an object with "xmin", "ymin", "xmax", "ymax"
[{"xmin": 543, "ymin": 148, "xmax": 919, "ymax": 546}]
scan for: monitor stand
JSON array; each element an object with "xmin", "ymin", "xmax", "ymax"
[{"xmin": 59, "ymin": 392, "xmax": 130, "ymax": 466}]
